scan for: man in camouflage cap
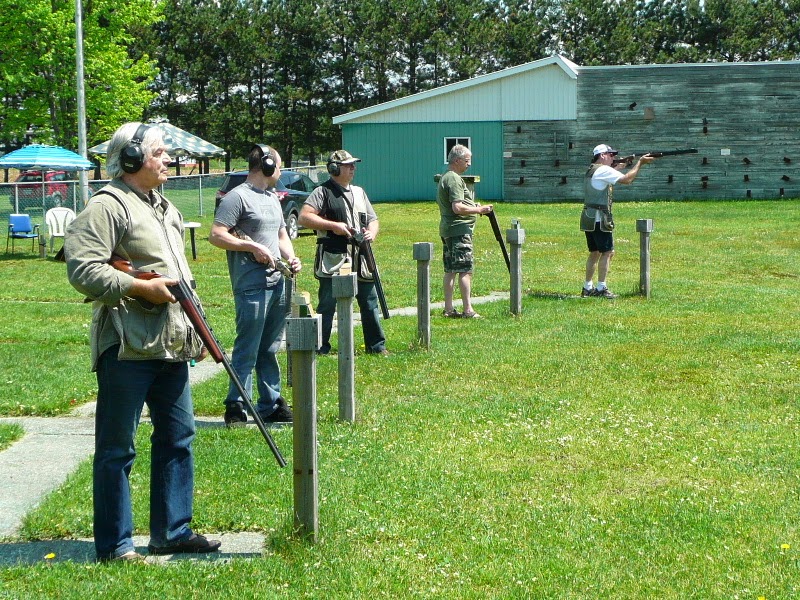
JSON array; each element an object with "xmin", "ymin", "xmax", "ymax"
[{"xmin": 299, "ymin": 150, "xmax": 388, "ymax": 355}]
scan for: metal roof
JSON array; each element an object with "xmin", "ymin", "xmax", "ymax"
[{"xmin": 333, "ymin": 55, "xmax": 579, "ymax": 125}]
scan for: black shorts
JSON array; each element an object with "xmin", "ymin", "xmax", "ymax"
[{"xmin": 585, "ymin": 224, "xmax": 614, "ymax": 253}]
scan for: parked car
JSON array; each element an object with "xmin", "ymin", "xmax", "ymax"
[
  {"xmin": 215, "ymin": 169, "xmax": 318, "ymax": 239},
  {"xmin": 8, "ymin": 170, "xmax": 71, "ymax": 210}
]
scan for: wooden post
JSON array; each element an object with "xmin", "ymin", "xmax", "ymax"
[
  {"xmin": 287, "ymin": 315, "xmax": 321, "ymax": 542},
  {"xmin": 636, "ymin": 219, "xmax": 654, "ymax": 299},
  {"xmin": 333, "ymin": 273, "xmax": 357, "ymax": 422},
  {"xmin": 413, "ymin": 242, "xmax": 433, "ymax": 349},
  {"xmin": 507, "ymin": 219, "xmax": 525, "ymax": 315}
]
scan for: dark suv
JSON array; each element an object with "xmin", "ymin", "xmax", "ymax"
[{"xmin": 215, "ymin": 170, "xmax": 318, "ymax": 239}]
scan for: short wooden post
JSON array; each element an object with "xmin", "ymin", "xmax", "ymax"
[
  {"xmin": 183, "ymin": 222, "xmax": 201, "ymax": 260},
  {"xmin": 333, "ymin": 273, "xmax": 357, "ymax": 422},
  {"xmin": 636, "ymin": 219, "xmax": 654, "ymax": 299},
  {"xmin": 38, "ymin": 233, "xmax": 47, "ymax": 259},
  {"xmin": 413, "ymin": 242, "xmax": 433, "ymax": 349},
  {"xmin": 287, "ymin": 315, "xmax": 321, "ymax": 542},
  {"xmin": 507, "ymin": 219, "xmax": 525, "ymax": 315}
]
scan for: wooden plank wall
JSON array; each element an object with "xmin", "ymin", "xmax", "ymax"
[{"xmin": 503, "ymin": 63, "xmax": 800, "ymax": 202}]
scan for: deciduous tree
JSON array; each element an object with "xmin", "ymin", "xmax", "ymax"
[{"xmin": 0, "ymin": 0, "xmax": 160, "ymax": 150}]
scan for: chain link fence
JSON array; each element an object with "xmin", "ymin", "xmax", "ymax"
[
  {"xmin": 2, "ymin": 167, "xmax": 330, "ymax": 254},
  {"xmin": 1, "ymin": 166, "xmax": 328, "ymax": 221}
]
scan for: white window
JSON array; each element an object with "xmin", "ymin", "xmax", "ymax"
[{"xmin": 444, "ymin": 137, "xmax": 471, "ymax": 163}]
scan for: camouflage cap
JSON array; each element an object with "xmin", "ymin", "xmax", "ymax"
[{"xmin": 328, "ymin": 149, "xmax": 361, "ymax": 165}]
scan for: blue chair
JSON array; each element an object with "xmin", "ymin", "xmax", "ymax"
[{"xmin": 6, "ymin": 213, "xmax": 40, "ymax": 254}]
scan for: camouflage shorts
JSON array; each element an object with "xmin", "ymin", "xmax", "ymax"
[{"xmin": 442, "ymin": 234, "xmax": 474, "ymax": 273}]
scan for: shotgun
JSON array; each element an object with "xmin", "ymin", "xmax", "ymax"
[
  {"xmin": 109, "ymin": 255, "xmax": 287, "ymax": 468},
  {"xmin": 350, "ymin": 231, "xmax": 390, "ymax": 320},
  {"xmin": 486, "ymin": 210, "xmax": 511, "ymax": 273},
  {"xmin": 614, "ymin": 148, "xmax": 698, "ymax": 167},
  {"xmin": 279, "ymin": 258, "xmax": 296, "ymax": 388}
]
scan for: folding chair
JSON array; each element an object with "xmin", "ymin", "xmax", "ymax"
[
  {"xmin": 6, "ymin": 213, "xmax": 40, "ymax": 254},
  {"xmin": 45, "ymin": 207, "xmax": 76, "ymax": 253}
]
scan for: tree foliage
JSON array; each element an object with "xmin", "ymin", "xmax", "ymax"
[
  {"xmin": 1, "ymin": 0, "xmax": 799, "ymax": 159},
  {"xmin": 0, "ymin": 0, "xmax": 160, "ymax": 150}
]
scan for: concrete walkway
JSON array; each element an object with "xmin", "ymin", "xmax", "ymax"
[{"xmin": 0, "ymin": 292, "xmax": 508, "ymax": 564}]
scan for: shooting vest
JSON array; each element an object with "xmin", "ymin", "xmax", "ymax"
[
  {"xmin": 69, "ymin": 181, "xmax": 203, "ymax": 367},
  {"xmin": 313, "ymin": 180, "xmax": 374, "ymax": 281},
  {"xmin": 580, "ymin": 164, "xmax": 615, "ymax": 232}
]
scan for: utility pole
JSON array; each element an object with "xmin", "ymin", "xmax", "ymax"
[{"xmin": 75, "ymin": 0, "xmax": 89, "ymax": 207}]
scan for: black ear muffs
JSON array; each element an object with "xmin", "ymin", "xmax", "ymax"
[
  {"xmin": 327, "ymin": 160, "xmax": 340, "ymax": 177},
  {"xmin": 121, "ymin": 124, "xmax": 150, "ymax": 174},
  {"xmin": 252, "ymin": 144, "xmax": 277, "ymax": 177}
]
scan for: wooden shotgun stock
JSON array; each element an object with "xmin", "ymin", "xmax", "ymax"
[{"xmin": 109, "ymin": 255, "xmax": 287, "ymax": 468}]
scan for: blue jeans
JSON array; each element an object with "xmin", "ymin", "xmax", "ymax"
[
  {"xmin": 226, "ymin": 282, "xmax": 286, "ymax": 413},
  {"xmin": 317, "ymin": 277, "xmax": 386, "ymax": 354},
  {"xmin": 94, "ymin": 346, "xmax": 195, "ymax": 560}
]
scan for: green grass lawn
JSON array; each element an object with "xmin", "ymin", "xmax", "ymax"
[
  {"xmin": 1, "ymin": 199, "xmax": 798, "ymax": 598},
  {"xmin": 0, "ymin": 423, "xmax": 23, "ymax": 451}
]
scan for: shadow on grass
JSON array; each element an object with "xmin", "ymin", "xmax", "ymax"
[
  {"xmin": 0, "ymin": 251, "xmax": 42, "ymax": 262},
  {"xmin": 526, "ymin": 288, "xmax": 642, "ymax": 300},
  {"xmin": 0, "ymin": 534, "xmax": 266, "ymax": 565}
]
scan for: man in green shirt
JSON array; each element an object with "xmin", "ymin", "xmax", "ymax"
[{"xmin": 436, "ymin": 144, "xmax": 493, "ymax": 318}]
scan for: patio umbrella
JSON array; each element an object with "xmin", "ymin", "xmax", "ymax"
[
  {"xmin": 0, "ymin": 145, "xmax": 94, "ymax": 170},
  {"xmin": 88, "ymin": 121, "xmax": 225, "ymax": 158}
]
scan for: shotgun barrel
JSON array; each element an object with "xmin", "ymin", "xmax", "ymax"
[
  {"xmin": 109, "ymin": 255, "xmax": 287, "ymax": 468},
  {"xmin": 486, "ymin": 210, "xmax": 511, "ymax": 273},
  {"xmin": 350, "ymin": 232, "xmax": 390, "ymax": 320}
]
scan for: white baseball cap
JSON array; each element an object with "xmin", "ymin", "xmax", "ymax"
[{"xmin": 593, "ymin": 144, "xmax": 618, "ymax": 156}]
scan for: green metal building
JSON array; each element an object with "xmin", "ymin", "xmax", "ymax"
[{"xmin": 334, "ymin": 55, "xmax": 800, "ymax": 203}]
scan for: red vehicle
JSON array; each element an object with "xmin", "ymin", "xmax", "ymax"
[{"xmin": 9, "ymin": 170, "xmax": 71, "ymax": 210}]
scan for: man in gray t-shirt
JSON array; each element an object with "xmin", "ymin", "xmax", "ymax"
[{"xmin": 209, "ymin": 144, "xmax": 302, "ymax": 426}]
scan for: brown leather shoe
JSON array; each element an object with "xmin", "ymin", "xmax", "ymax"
[{"xmin": 148, "ymin": 533, "xmax": 221, "ymax": 555}]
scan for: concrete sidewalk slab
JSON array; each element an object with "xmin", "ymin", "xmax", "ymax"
[
  {"xmin": 0, "ymin": 364, "xmax": 229, "ymax": 540},
  {"xmin": 0, "ymin": 532, "xmax": 266, "ymax": 565},
  {"xmin": 0, "ymin": 417, "xmax": 95, "ymax": 539}
]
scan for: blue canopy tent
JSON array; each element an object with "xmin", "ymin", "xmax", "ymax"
[
  {"xmin": 0, "ymin": 145, "xmax": 95, "ymax": 212},
  {"xmin": 0, "ymin": 145, "xmax": 94, "ymax": 171}
]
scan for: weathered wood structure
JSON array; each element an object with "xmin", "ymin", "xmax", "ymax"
[
  {"xmin": 336, "ymin": 56, "xmax": 800, "ymax": 202},
  {"xmin": 504, "ymin": 62, "xmax": 800, "ymax": 202}
]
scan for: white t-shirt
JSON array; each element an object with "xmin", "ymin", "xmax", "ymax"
[
  {"xmin": 590, "ymin": 164, "xmax": 624, "ymax": 190},
  {"xmin": 590, "ymin": 165, "xmax": 624, "ymax": 222}
]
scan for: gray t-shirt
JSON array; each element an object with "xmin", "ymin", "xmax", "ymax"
[{"xmin": 214, "ymin": 182, "xmax": 285, "ymax": 293}]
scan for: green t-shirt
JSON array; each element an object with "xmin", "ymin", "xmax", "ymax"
[{"xmin": 437, "ymin": 170, "xmax": 476, "ymax": 238}]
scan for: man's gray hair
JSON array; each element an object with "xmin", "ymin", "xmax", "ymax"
[
  {"xmin": 105, "ymin": 123, "xmax": 163, "ymax": 178},
  {"xmin": 447, "ymin": 144, "xmax": 471, "ymax": 164}
]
